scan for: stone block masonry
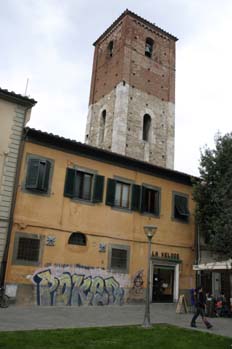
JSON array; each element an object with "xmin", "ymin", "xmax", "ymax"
[
  {"xmin": 85, "ymin": 11, "xmax": 176, "ymax": 169},
  {"xmin": 0, "ymin": 106, "xmax": 26, "ymax": 263}
]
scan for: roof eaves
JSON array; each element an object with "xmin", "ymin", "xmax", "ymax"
[
  {"xmin": 24, "ymin": 128, "xmax": 196, "ymax": 186},
  {"xmin": 0, "ymin": 87, "xmax": 37, "ymax": 107},
  {"xmin": 93, "ymin": 9, "xmax": 178, "ymax": 46}
]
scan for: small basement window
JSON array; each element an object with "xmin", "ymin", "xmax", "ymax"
[{"xmin": 68, "ymin": 232, "xmax": 86, "ymax": 246}]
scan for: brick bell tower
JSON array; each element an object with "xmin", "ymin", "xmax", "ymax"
[{"xmin": 85, "ymin": 10, "xmax": 178, "ymax": 169}]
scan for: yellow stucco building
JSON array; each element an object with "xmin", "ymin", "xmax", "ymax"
[{"xmin": 5, "ymin": 128, "xmax": 196, "ymax": 306}]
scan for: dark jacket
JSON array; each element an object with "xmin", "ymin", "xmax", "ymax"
[{"xmin": 194, "ymin": 291, "xmax": 206, "ymax": 308}]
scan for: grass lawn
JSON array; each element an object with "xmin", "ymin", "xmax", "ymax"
[{"xmin": 0, "ymin": 324, "xmax": 231, "ymax": 349}]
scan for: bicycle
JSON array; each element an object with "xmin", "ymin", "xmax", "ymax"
[{"xmin": 0, "ymin": 287, "xmax": 9, "ymax": 308}]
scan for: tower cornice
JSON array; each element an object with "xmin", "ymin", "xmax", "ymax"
[{"xmin": 93, "ymin": 9, "xmax": 178, "ymax": 46}]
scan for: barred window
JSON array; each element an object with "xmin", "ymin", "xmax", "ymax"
[
  {"xmin": 109, "ymin": 245, "xmax": 130, "ymax": 273},
  {"xmin": 17, "ymin": 237, "xmax": 40, "ymax": 262},
  {"xmin": 68, "ymin": 232, "xmax": 86, "ymax": 246}
]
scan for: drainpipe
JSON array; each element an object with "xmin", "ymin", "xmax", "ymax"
[
  {"xmin": 196, "ymin": 224, "xmax": 201, "ymax": 288},
  {"xmin": 0, "ymin": 108, "xmax": 30, "ymax": 287}
]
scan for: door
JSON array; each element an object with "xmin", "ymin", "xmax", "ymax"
[{"xmin": 152, "ymin": 266, "xmax": 174, "ymax": 302}]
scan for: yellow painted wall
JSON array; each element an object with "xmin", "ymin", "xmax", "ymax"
[{"xmin": 5, "ymin": 140, "xmax": 196, "ymax": 304}]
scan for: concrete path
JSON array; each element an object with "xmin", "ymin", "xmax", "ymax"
[{"xmin": 0, "ymin": 303, "xmax": 231, "ymax": 338}]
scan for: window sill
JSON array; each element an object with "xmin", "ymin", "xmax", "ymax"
[
  {"xmin": 12, "ymin": 259, "xmax": 41, "ymax": 266},
  {"xmin": 171, "ymin": 216, "xmax": 189, "ymax": 224},
  {"xmin": 141, "ymin": 212, "xmax": 160, "ymax": 219},
  {"xmin": 109, "ymin": 268, "xmax": 129, "ymax": 274},
  {"xmin": 70, "ymin": 198, "xmax": 95, "ymax": 206},
  {"xmin": 23, "ymin": 188, "xmax": 51, "ymax": 197},
  {"xmin": 111, "ymin": 206, "xmax": 132, "ymax": 214}
]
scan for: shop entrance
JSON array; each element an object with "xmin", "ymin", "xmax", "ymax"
[{"xmin": 152, "ymin": 266, "xmax": 174, "ymax": 302}]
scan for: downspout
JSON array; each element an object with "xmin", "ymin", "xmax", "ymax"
[
  {"xmin": 196, "ymin": 224, "xmax": 201, "ymax": 288},
  {"xmin": 0, "ymin": 108, "xmax": 30, "ymax": 287}
]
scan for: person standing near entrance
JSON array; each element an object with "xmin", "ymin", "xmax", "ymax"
[{"xmin": 190, "ymin": 286, "xmax": 213, "ymax": 329}]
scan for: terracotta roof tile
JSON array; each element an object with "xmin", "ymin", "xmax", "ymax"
[{"xmin": 0, "ymin": 87, "xmax": 37, "ymax": 107}]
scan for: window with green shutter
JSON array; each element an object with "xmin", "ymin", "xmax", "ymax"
[
  {"xmin": 106, "ymin": 178, "xmax": 133, "ymax": 209},
  {"xmin": 173, "ymin": 193, "xmax": 189, "ymax": 222},
  {"xmin": 64, "ymin": 168, "xmax": 104, "ymax": 203},
  {"xmin": 25, "ymin": 158, "xmax": 51, "ymax": 193}
]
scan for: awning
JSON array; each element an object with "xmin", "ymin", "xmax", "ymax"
[{"xmin": 193, "ymin": 259, "xmax": 232, "ymax": 271}]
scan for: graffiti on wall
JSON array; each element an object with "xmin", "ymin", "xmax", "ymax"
[
  {"xmin": 132, "ymin": 270, "xmax": 144, "ymax": 291},
  {"xmin": 129, "ymin": 270, "xmax": 144, "ymax": 300},
  {"xmin": 32, "ymin": 267, "xmax": 125, "ymax": 306}
]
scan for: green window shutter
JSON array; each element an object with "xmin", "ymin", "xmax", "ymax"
[
  {"xmin": 141, "ymin": 186, "xmax": 146, "ymax": 212},
  {"xmin": 43, "ymin": 161, "xmax": 51, "ymax": 192},
  {"xmin": 92, "ymin": 175, "xmax": 105, "ymax": 203},
  {"xmin": 64, "ymin": 168, "xmax": 76, "ymax": 198},
  {"xmin": 175, "ymin": 195, "xmax": 189, "ymax": 216},
  {"xmin": 25, "ymin": 158, "xmax": 40, "ymax": 189},
  {"xmin": 37, "ymin": 160, "xmax": 51, "ymax": 192},
  {"xmin": 154, "ymin": 191, "xmax": 160, "ymax": 215},
  {"xmin": 131, "ymin": 184, "xmax": 141, "ymax": 211},
  {"xmin": 105, "ymin": 178, "xmax": 116, "ymax": 206}
]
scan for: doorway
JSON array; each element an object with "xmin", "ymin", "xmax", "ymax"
[{"xmin": 152, "ymin": 266, "xmax": 174, "ymax": 302}]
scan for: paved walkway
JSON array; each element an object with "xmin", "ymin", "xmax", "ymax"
[{"xmin": 0, "ymin": 303, "xmax": 231, "ymax": 337}]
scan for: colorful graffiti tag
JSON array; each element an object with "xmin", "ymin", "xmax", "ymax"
[{"xmin": 32, "ymin": 269, "xmax": 125, "ymax": 306}]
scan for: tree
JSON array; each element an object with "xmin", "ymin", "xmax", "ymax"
[{"xmin": 193, "ymin": 132, "xmax": 232, "ymax": 258}]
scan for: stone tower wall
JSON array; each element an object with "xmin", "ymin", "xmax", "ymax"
[{"xmin": 85, "ymin": 12, "xmax": 176, "ymax": 169}]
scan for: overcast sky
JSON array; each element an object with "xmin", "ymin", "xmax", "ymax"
[{"xmin": 1, "ymin": 0, "xmax": 232, "ymax": 176}]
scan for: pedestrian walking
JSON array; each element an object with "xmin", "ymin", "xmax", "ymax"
[{"xmin": 190, "ymin": 286, "xmax": 213, "ymax": 329}]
